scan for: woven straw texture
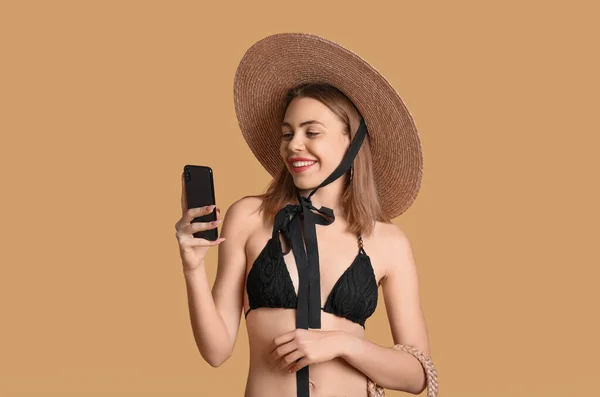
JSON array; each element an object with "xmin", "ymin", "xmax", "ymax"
[
  {"xmin": 233, "ymin": 33, "xmax": 424, "ymax": 219},
  {"xmin": 366, "ymin": 344, "xmax": 439, "ymax": 397}
]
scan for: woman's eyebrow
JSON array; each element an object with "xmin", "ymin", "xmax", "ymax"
[{"xmin": 281, "ymin": 120, "xmax": 326, "ymax": 128}]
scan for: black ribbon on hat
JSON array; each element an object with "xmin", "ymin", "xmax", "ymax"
[{"xmin": 270, "ymin": 118, "xmax": 368, "ymax": 397}]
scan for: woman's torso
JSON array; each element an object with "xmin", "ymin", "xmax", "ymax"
[{"xmin": 241, "ymin": 197, "xmax": 389, "ymax": 397}]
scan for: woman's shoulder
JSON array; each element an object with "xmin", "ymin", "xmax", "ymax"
[
  {"xmin": 229, "ymin": 194, "xmax": 264, "ymax": 209},
  {"xmin": 224, "ymin": 195, "xmax": 266, "ymax": 234},
  {"xmin": 370, "ymin": 219, "xmax": 410, "ymax": 245},
  {"xmin": 368, "ymin": 219, "xmax": 413, "ymax": 278},
  {"xmin": 226, "ymin": 195, "xmax": 264, "ymax": 219}
]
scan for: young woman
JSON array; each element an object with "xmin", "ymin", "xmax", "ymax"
[{"xmin": 175, "ymin": 34, "xmax": 436, "ymax": 397}]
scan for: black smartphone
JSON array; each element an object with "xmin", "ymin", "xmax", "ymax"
[{"xmin": 183, "ymin": 165, "xmax": 218, "ymax": 241}]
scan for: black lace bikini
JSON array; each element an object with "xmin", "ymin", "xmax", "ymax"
[{"xmin": 245, "ymin": 234, "xmax": 378, "ymax": 328}]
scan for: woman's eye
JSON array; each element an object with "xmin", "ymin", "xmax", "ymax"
[{"xmin": 281, "ymin": 131, "xmax": 319, "ymax": 139}]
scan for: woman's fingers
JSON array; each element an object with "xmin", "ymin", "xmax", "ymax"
[
  {"xmin": 176, "ymin": 217, "xmax": 218, "ymax": 236},
  {"xmin": 182, "ymin": 236, "xmax": 226, "ymax": 248},
  {"xmin": 175, "ymin": 205, "xmax": 222, "ymax": 234},
  {"xmin": 270, "ymin": 340, "xmax": 298, "ymax": 364},
  {"xmin": 186, "ymin": 219, "xmax": 222, "ymax": 234},
  {"xmin": 281, "ymin": 350, "xmax": 304, "ymax": 371},
  {"xmin": 181, "ymin": 205, "xmax": 216, "ymax": 225}
]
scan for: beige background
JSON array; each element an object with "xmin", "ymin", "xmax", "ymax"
[{"xmin": 1, "ymin": 1, "xmax": 598, "ymax": 396}]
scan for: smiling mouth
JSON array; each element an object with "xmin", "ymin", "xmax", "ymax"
[{"xmin": 291, "ymin": 161, "xmax": 317, "ymax": 173}]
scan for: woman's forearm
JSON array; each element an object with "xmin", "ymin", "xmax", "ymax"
[
  {"xmin": 339, "ymin": 332, "xmax": 427, "ymax": 394},
  {"xmin": 183, "ymin": 265, "xmax": 231, "ymax": 367}
]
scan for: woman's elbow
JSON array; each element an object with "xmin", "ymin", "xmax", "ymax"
[
  {"xmin": 409, "ymin": 373, "xmax": 428, "ymax": 395},
  {"xmin": 204, "ymin": 348, "xmax": 233, "ymax": 368}
]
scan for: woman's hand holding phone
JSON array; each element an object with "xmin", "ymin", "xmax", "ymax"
[{"xmin": 175, "ymin": 172, "xmax": 226, "ymax": 273}]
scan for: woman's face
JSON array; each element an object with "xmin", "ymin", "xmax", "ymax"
[{"xmin": 280, "ymin": 96, "xmax": 350, "ymax": 190}]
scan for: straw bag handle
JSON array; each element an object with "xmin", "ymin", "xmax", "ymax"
[{"xmin": 366, "ymin": 344, "xmax": 439, "ymax": 397}]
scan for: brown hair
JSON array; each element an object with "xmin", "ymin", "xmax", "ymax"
[{"xmin": 252, "ymin": 83, "xmax": 392, "ymax": 237}]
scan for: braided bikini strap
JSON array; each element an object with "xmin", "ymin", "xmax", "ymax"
[{"xmin": 366, "ymin": 344, "xmax": 439, "ymax": 397}]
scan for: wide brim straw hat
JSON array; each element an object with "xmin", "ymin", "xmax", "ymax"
[{"xmin": 233, "ymin": 32, "xmax": 423, "ymax": 219}]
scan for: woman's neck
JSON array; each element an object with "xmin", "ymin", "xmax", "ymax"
[{"xmin": 294, "ymin": 178, "xmax": 347, "ymax": 218}]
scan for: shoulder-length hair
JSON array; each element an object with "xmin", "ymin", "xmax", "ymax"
[{"xmin": 251, "ymin": 83, "xmax": 392, "ymax": 237}]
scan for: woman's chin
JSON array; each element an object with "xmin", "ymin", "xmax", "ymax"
[
  {"xmin": 294, "ymin": 182, "xmax": 312, "ymax": 191},
  {"xmin": 293, "ymin": 177, "xmax": 314, "ymax": 189},
  {"xmin": 293, "ymin": 176, "xmax": 327, "ymax": 192}
]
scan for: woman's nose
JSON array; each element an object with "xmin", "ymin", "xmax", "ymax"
[{"xmin": 288, "ymin": 135, "xmax": 305, "ymax": 151}]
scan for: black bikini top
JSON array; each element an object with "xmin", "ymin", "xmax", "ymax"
[{"xmin": 245, "ymin": 233, "xmax": 378, "ymax": 328}]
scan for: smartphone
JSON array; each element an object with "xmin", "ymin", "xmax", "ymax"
[{"xmin": 183, "ymin": 165, "xmax": 218, "ymax": 241}]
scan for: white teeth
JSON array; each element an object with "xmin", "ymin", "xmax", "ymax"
[{"xmin": 292, "ymin": 161, "xmax": 317, "ymax": 167}]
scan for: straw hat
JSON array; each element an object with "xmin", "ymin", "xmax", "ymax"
[{"xmin": 233, "ymin": 32, "xmax": 423, "ymax": 219}]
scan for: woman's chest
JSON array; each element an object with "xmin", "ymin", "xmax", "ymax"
[{"xmin": 244, "ymin": 221, "xmax": 387, "ymax": 298}]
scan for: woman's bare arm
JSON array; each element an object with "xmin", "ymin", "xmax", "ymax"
[
  {"xmin": 183, "ymin": 196, "xmax": 257, "ymax": 367},
  {"xmin": 340, "ymin": 223, "xmax": 431, "ymax": 394}
]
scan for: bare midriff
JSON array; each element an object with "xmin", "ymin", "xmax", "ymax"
[{"xmin": 243, "ymin": 308, "xmax": 370, "ymax": 397}]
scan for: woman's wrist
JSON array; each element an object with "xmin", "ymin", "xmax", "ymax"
[
  {"xmin": 336, "ymin": 330, "xmax": 360, "ymax": 361},
  {"xmin": 183, "ymin": 262, "xmax": 206, "ymax": 277}
]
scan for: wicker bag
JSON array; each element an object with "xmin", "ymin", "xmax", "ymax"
[{"xmin": 366, "ymin": 344, "xmax": 439, "ymax": 397}]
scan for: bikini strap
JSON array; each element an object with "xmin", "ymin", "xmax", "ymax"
[{"xmin": 358, "ymin": 234, "xmax": 365, "ymax": 254}]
